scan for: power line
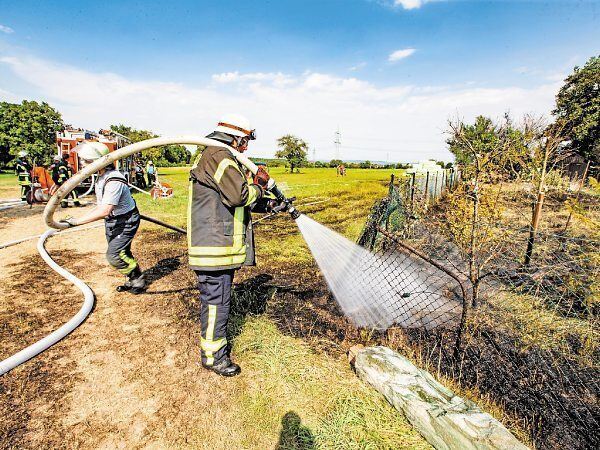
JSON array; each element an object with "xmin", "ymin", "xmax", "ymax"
[{"xmin": 334, "ymin": 127, "xmax": 341, "ymax": 160}]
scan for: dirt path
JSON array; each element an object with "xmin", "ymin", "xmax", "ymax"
[{"xmin": 0, "ymin": 205, "xmax": 241, "ymax": 449}]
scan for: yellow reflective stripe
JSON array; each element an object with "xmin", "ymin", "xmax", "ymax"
[
  {"xmin": 214, "ymin": 158, "xmax": 241, "ymax": 184},
  {"xmin": 189, "ymin": 254, "xmax": 246, "ymax": 267},
  {"xmin": 244, "ymin": 185, "xmax": 259, "ymax": 206},
  {"xmin": 204, "ymin": 305, "xmax": 218, "ymax": 365},
  {"xmin": 201, "ymin": 337, "xmax": 227, "ymax": 352},
  {"xmin": 187, "ymin": 181, "xmax": 193, "ymax": 249},
  {"xmin": 192, "ymin": 151, "xmax": 202, "ymax": 169},
  {"xmin": 188, "ymin": 206, "xmax": 246, "ymax": 257},
  {"xmin": 118, "ymin": 250, "xmax": 138, "ymax": 274}
]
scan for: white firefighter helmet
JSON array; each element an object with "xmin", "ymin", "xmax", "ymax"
[
  {"xmin": 214, "ymin": 113, "xmax": 256, "ymax": 140},
  {"xmin": 53, "ymin": 155, "xmax": 61, "ymax": 162},
  {"xmin": 77, "ymin": 141, "xmax": 110, "ymax": 161},
  {"xmin": 148, "ymin": 160, "xmax": 153, "ymax": 165},
  {"xmin": 18, "ymin": 150, "xmax": 28, "ymax": 157}
]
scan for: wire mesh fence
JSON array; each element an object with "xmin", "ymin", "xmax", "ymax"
[{"xmin": 356, "ymin": 173, "xmax": 599, "ymax": 450}]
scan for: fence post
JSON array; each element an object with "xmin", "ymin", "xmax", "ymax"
[
  {"xmin": 433, "ymin": 173, "xmax": 439, "ymax": 202},
  {"xmin": 563, "ymin": 160, "xmax": 590, "ymax": 232},
  {"xmin": 410, "ymin": 172, "xmax": 416, "ymax": 210},
  {"xmin": 442, "ymin": 170, "xmax": 447, "ymax": 193},
  {"xmin": 524, "ymin": 191, "xmax": 545, "ymax": 266},
  {"xmin": 423, "ymin": 172, "xmax": 430, "ymax": 206}
]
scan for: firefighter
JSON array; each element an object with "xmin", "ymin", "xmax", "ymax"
[
  {"xmin": 53, "ymin": 154, "xmax": 81, "ymax": 207},
  {"xmin": 15, "ymin": 150, "xmax": 32, "ymax": 202},
  {"xmin": 146, "ymin": 160, "xmax": 156, "ymax": 186},
  {"xmin": 189, "ymin": 114, "xmax": 269, "ymax": 376},
  {"xmin": 134, "ymin": 162, "xmax": 146, "ymax": 188},
  {"xmin": 60, "ymin": 142, "xmax": 146, "ymax": 294}
]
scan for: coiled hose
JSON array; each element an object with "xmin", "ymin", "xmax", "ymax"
[{"xmin": 1, "ymin": 136, "xmax": 260, "ymax": 376}]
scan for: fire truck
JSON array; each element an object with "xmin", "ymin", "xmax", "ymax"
[
  {"xmin": 56, "ymin": 127, "xmax": 133, "ymax": 180},
  {"xmin": 27, "ymin": 128, "xmax": 135, "ymax": 204}
]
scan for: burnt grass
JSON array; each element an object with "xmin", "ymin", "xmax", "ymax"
[
  {"xmin": 139, "ymin": 228, "xmax": 599, "ymax": 450},
  {"xmin": 0, "ymin": 251, "xmax": 84, "ymax": 448},
  {"xmin": 6, "ymin": 229, "xmax": 591, "ymax": 449}
]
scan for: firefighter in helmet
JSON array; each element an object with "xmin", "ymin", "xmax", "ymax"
[
  {"xmin": 53, "ymin": 154, "xmax": 81, "ymax": 208},
  {"xmin": 189, "ymin": 114, "xmax": 270, "ymax": 376},
  {"xmin": 15, "ymin": 150, "xmax": 32, "ymax": 202},
  {"xmin": 60, "ymin": 142, "xmax": 145, "ymax": 294}
]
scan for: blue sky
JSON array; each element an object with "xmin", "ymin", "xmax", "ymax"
[{"xmin": 1, "ymin": 0, "xmax": 598, "ymax": 161}]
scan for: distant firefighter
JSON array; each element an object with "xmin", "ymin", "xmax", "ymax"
[
  {"xmin": 53, "ymin": 154, "xmax": 81, "ymax": 208},
  {"xmin": 146, "ymin": 160, "xmax": 156, "ymax": 186},
  {"xmin": 15, "ymin": 150, "xmax": 32, "ymax": 201}
]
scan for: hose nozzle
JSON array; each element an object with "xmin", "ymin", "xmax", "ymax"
[{"xmin": 268, "ymin": 183, "xmax": 301, "ymax": 219}]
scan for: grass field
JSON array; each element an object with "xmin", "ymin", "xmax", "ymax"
[
  {"xmin": 137, "ymin": 166, "xmax": 431, "ymax": 448},
  {"xmin": 0, "ymin": 172, "xmax": 20, "ymax": 199},
  {"xmin": 1, "ymin": 166, "xmax": 432, "ymax": 448},
  {"xmin": 136, "ymin": 166, "xmax": 399, "ymax": 265}
]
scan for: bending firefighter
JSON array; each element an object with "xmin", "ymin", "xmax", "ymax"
[
  {"xmin": 15, "ymin": 150, "xmax": 32, "ymax": 202},
  {"xmin": 189, "ymin": 114, "xmax": 270, "ymax": 377},
  {"xmin": 60, "ymin": 142, "xmax": 146, "ymax": 294},
  {"xmin": 52, "ymin": 154, "xmax": 81, "ymax": 208}
]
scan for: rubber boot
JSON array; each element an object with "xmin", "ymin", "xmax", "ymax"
[
  {"xmin": 116, "ymin": 266, "xmax": 146, "ymax": 294},
  {"xmin": 202, "ymin": 357, "xmax": 241, "ymax": 377}
]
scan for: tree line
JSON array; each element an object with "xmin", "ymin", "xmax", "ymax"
[{"xmin": 0, "ymin": 102, "xmax": 191, "ymax": 169}]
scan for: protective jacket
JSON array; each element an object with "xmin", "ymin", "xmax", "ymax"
[
  {"xmin": 188, "ymin": 145, "xmax": 263, "ymax": 271},
  {"xmin": 52, "ymin": 161, "xmax": 71, "ymax": 186},
  {"xmin": 15, "ymin": 158, "xmax": 32, "ymax": 183}
]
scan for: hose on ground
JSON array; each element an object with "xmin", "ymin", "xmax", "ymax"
[
  {"xmin": 0, "ymin": 229, "xmax": 95, "ymax": 376},
  {"xmin": 1, "ymin": 136, "xmax": 259, "ymax": 376}
]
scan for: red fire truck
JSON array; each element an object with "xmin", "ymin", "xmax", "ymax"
[{"xmin": 56, "ymin": 128, "xmax": 133, "ymax": 178}]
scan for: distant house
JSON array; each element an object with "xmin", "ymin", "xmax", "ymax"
[{"xmin": 405, "ymin": 160, "xmax": 446, "ymax": 174}]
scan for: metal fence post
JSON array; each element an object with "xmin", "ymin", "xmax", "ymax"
[{"xmin": 423, "ymin": 172, "xmax": 430, "ymax": 206}]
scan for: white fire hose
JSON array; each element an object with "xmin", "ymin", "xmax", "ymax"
[{"xmin": 1, "ymin": 136, "xmax": 261, "ymax": 376}]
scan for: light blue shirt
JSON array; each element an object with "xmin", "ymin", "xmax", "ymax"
[{"xmin": 95, "ymin": 169, "xmax": 136, "ymax": 216}]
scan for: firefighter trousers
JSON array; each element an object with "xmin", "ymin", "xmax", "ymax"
[
  {"xmin": 60, "ymin": 188, "xmax": 81, "ymax": 207},
  {"xmin": 105, "ymin": 208, "xmax": 141, "ymax": 275},
  {"xmin": 18, "ymin": 175, "xmax": 31, "ymax": 201},
  {"xmin": 196, "ymin": 269, "xmax": 235, "ymax": 366}
]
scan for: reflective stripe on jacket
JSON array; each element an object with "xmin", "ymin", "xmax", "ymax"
[
  {"xmin": 188, "ymin": 145, "xmax": 263, "ymax": 271},
  {"xmin": 57, "ymin": 162, "xmax": 71, "ymax": 184},
  {"xmin": 15, "ymin": 160, "xmax": 31, "ymax": 185}
]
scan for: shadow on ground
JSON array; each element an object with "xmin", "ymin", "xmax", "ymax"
[{"xmin": 275, "ymin": 411, "xmax": 316, "ymax": 450}]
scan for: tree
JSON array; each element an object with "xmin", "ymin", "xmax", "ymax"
[
  {"xmin": 0, "ymin": 100, "xmax": 64, "ymax": 167},
  {"xmin": 275, "ymin": 134, "xmax": 308, "ymax": 173},
  {"xmin": 553, "ymin": 55, "xmax": 600, "ymax": 165},
  {"xmin": 359, "ymin": 160, "xmax": 372, "ymax": 169},
  {"xmin": 162, "ymin": 144, "xmax": 190, "ymax": 165},
  {"xmin": 446, "ymin": 114, "xmax": 528, "ymax": 181},
  {"xmin": 110, "ymin": 123, "xmax": 160, "ymax": 159},
  {"xmin": 110, "ymin": 124, "xmax": 190, "ymax": 166}
]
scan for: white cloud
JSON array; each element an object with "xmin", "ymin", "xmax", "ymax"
[
  {"xmin": 394, "ymin": 0, "xmax": 427, "ymax": 9},
  {"xmin": 388, "ymin": 48, "xmax": 416, "ymax": 62},
  {"xmin": 0, "ymin": 24, "xmax": 14, "ymax": 34},
  {"xmin": 212, "ymin": 71, "xmax": 295, "ymax": 87},
  {"xmin": 0, "ymin": 54, "xmax": 560, "ymax": 162},
  {"xmin": 349, "ymin": 62, "xmax": 367, "ymax": 71}
]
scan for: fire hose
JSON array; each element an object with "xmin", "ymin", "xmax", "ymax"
[{"xmin": 1, "ymin": 136, "xmax": 299, "ymax": 376}]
